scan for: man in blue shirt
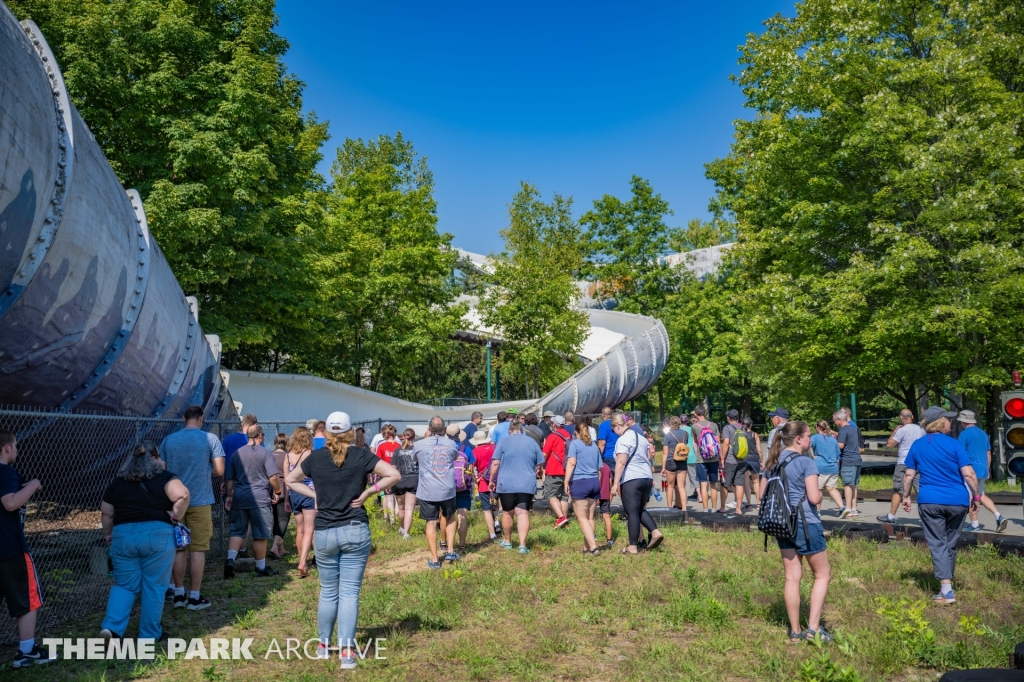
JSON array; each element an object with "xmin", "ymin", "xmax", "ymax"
[
  {"xmin": 957, "ymin": 411, "xmax": 1008, "ymax": 533},
  {"xmin": 222, "ymin": 414, "xmax": 257, "ymax": 470},
  {"xmin": 489, "ymin": 410, "xmax": 512, "ymax": 445},
  {"xmin": 597, "ymin": 407, "xmax": 618, "ymax": 469}
]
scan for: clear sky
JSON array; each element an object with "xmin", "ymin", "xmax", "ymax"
[{"xmin": 276, "ymin": 1, "xmax": 797, "ymax": 254}]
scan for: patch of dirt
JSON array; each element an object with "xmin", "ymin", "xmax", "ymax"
[{"xmin": 367, "ymin": 545, "xmax": 487, "ymax": 576}]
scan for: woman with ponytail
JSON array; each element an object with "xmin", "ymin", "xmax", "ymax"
[
  {"xmin": 285, "ymin": 412, "xmax": 400, "ymax": 670},
  {"xmin": 760, "ymin": 420, "xmax": 832, "ymax": 644}
]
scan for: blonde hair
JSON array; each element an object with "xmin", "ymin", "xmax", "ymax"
[
  {"xmin": 610, "ymin": 413, "xmax": 626, "ymax": 429},
  {"xmin": 288, "ymin": 427, "xmax": 313, "ymax": 453},
  {"xmin": 575, "ymin": 416, "xmax": 592, "ymax": 446},
  {"xmin": 327, "ymin": 429, "xmax": 355, "ymax": 467},
  {"xmin": 925, "ymin": 417, "xmax": 948, "ymax": 434}
]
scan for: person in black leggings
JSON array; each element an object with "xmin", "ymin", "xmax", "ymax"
[{"xmin": 608, "ymin": 413, "xmax": 663, "ymax": 554}]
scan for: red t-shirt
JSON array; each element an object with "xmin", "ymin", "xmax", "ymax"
[
  {"xmin": 542, "ymin": 429, "xmax": 571, "ymax": 476},
  {"xmin": 376, "ymin": 440, "xmax": 400, "ymax": 463},
  {"xmin": 473, "ymin": 443, "xmax": 496, "ymax": 493}
]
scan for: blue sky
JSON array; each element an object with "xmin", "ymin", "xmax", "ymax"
[{"xmin": 276, "ymin": 1, "xmax": 797, "ymax": 254}]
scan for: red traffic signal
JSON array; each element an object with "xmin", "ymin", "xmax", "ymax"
[{"xmin": 1006, "ymin": 397, "xmax": 1024, "ymax": 420}]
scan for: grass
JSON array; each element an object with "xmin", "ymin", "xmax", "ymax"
[
  {"xmin": 857, "ymin": 474, "xmax": 1021, "ymax": 495},
  {"xmin": 6, "ymin": 503, "xmax": 1024, "ymax": 681}
]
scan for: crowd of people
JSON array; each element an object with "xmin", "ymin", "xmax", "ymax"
[{"xmin": 0, "ymin": 398, "xmax": 1010, "ymax": 669}]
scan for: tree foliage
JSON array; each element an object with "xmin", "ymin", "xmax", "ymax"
[
  {"xmin": 481, "ymin": 183, "xmax": 588, "ymax": 398},
  {"xmin": 706, "ymin": 0, "xmax": 1024, "ymax": 415},
  {"xmin": 10, "ymin": 0, "xmax": 329, "ymax": 353}
]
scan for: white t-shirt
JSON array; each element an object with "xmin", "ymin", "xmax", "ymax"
[
  {"xmin": 614, "ymin": 429, "xmax": 653, "ymax": 483},
  {"xmin": 369, "ymin": 433, "xmax": 385, "ymax": 455},
  {"xmin": 892, "ymin": 423, "xmax": 926, "ymax": 465}
]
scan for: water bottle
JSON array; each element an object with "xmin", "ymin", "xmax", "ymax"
[{"xmin": 652, "ymin": 487, "xmax": 662, "ymax": 502}]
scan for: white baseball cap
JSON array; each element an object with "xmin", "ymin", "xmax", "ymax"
[
  {"xmin": 553, "ymin": 415, "xmax": 566, "ymax": 425},
  {"xmin": 326, "ymin": 411, "xmax": 352, "ymax": 434}
]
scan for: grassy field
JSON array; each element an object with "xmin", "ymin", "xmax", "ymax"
[
  {"xmin": 856, "ymin": 474, "xmax": 1022, "ymax": 495},
  {"xmin": 7, "ymin": 506, "xmax": 1024, "ymax": 682}
]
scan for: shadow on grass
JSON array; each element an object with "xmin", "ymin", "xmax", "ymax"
[{"xmin": 899, "ymin": 568, "xmax": 939, "ymax": 592}]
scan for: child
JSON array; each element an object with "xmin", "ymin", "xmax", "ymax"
[
  {"xmin": 0, "ymin": 429, "xmax": 57, "ymax": 668},
  {"xmin": 595, "ymin": 460, "xmax": 614, "ymax": 547}
]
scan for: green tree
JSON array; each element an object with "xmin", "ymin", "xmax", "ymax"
[
  {"xmin": 706, "ymin": 0, "xmax": 1024, "ymax": 416},
  {"xmin": 481, "ymin": 183, "xmax": 588, "ymax": 399},
  {"xmin": 301, "ymin": 134, "xmax": 463, "ymax": 394},
  {"xmin": 10, "ymin": 0, "xmax": 329, "ymax": 355},
  {"xmin": 581, "ymin": 176, "xmax": 679, "ymax": 315}
]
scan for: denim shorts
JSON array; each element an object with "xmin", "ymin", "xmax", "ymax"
[
  {"xmin": 479, "ymin": 492, "xmax": 496, "ymax": 512},
  {"xmin": 290, "ymin": 491, "xmax": 315, "ymax": 514},
  {"xmin": 695, "ymin": 461, "xmax": 720, "ymax": 483},
  {"xmin": 840, "ymin": 465, "xmax": 861, "ymax": 486},
  {"xmin": 777, "ymin": 521, "xmax": 827, "ymax": 556}
]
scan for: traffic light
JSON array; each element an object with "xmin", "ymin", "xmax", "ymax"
[{"xmin": 1003, "ymin": 389, "xmax": 1024, "ymax": 478}]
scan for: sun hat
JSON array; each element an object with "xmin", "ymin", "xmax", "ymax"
[
  {"xmin": 446, "ymin": 424, "xmax": 461, "ymax": 438},
  {"xmin": 956, "ymin": 410, "xmax": 977, "ymax": 424},
  {"xmin": 542, "ymin": 410, "xmax": 555, "ymax": 418},
  {"xmin": 325, "ymin": 411, "xmax": 352, "ymax": 433},
  {"xmin": 470, "ymin": 429, "xmax": 489, "ymax": 445}
]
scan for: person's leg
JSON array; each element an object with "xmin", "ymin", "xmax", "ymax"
[
  {"xmin": 636, "ymin": 480, "xmax": 661, "ymax": 545},
  {"xmin": 402, "ymin": 493, "xmax": 417, "ymax": 536},
  {"xmin": 620, "ymin": 480, "xmax": 644, "ymax": 551},
  {"xmin": 439, "ymin": 514, "xmax": 448, "ymax": 547},
  {"xmin": 781, "ymin": 549, "xmax": 803, "ymax": 635},
  {"xmin": 138, "ymin": 523, "xmax": 176, "ymax": 639},
  {"xmin": 17, "ymin": 610, "xmax": 36, "ymax": 644},
  {"xmin": 573, "ymin": 499, "xmax": 597, "ymax": 551},
  {"xmin": 675, "ymin": 469, "xmax": 687, "ymax": 510},
  {"xmin": 102, "ymin": 526, "xmax": 142, "ymax": 637},
  {"xmin": 334, "ymin": 524, "xmax": 372, "ymax": 658},
  {"xmin": 172, "ymin": 550, "xmax": 187, "ymax": 590},
  {"xmin": 301, "ymin": 509, "xmax": 317, "ymax": 570},
  {"xmin": 294, "ymin": 512, "xmax": 308, "ymax": 569},
  {"xmin": 827, "ymin": 487, "xmax": 845, "ymax": 510},
  {"xmin": 457, "ymin": 509, "xmax": 468, "ymax": 548},
  {"xmin": 315, "ymin": 528, "xmax": 340, "ymax": 649},
  {"xmin": 664, "ymin": 470, "xmax": 676, "ymax": 510},
  {"xmin": 424, "ymin": 520, "xmax": 439, "ymax": 563},
  {"xmin": 444, "ymin": 505, "xmax": 458, "ymax": 550},
  {"xmin": 918, "ymin": 504, "xmax": 955, "ymax": 591},
  {"xmin": 515, "ymin": 506, "xmax": 531, "ymax": 548},
  {"xmin": 548, "ymin": 496, "xmax": 563, "ymax": 520},
  {"xmin": 482, "ymin": 495, "xmax": 495, "ymax": 538},
  {"xmin": 502, "ymin": 510, "xmax": 514, "ymax": 543},
  {"xmin": 805, "ymin": 550, "xmax": 831, "ymax": 632},
  {"xmin": 945, "ymin": 506, "xmax": 968, "ymax": 584},
  {"xmin": 980, "ymin": 495, "xmax": 1005, "ymax": 527}
]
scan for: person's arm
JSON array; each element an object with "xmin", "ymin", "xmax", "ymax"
[
  {"xmin": 1, "ymin": 478, "xmax": 41, "ymax": 512},
  {"xmin": 563, "ymin": 457, "xmax": 576, "ymax": 492},
  {"xmin": 209, "ymin": 434, "xmax": 226, "ymax": 477},
  {"xmin": 985, "ymin": 450, "xmax": 991, "ymax": 482},
  {"xmin": 350, "ymin": 460, "xmax": 401, "ymax": 508},
  {"xmin": 597, "ymin": 439, "xmax": 606, "ymax": 455},
  {"xmin": 960, "ymin": 465, "xmax": 980, "ymax": 515},
  {"xmin": 901, "ymin": 468, "xmax": 917, "ymax": 512},
  {"xmin": 805, "ymin": 474, "xmax": 822, "ymax": 506},
  {"xmin": 164, "ymin": 478, "xmax": 190, "ymax": 520},
  {"xmin": 887, "ymin": 426, "xmax": 901, "ymax": 450},
  {"xmin": 285, "ymin": 452, "xmax": 315, "ymax": 499},
  {"xmin": 612, "ymin": 451, "xmax": 626, "ymax": 497},
  {"xmin": 101, "ymin": 500, "xmax": 115, "ymax": 544}
]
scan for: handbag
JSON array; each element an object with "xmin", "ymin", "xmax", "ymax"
[{"xmin": 138, "ymin": 481, "xmax": 191, "ymax": 549}]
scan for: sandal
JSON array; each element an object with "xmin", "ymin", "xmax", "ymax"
[
  {"xmin": 620, "ymin": 547, "xmax": 638, "ymax": 555},
  {"xmin": 647, "ymin": 533, "xmax": 664, "ymax": 551},
  {"xmin": 298, "ymin": 566, "xmax": 308, "ymax": 579},
  {"xmin": 804, "ymin": 627, "xmax": 833, "ymax": 643},
  {"xmin": 788, "ymin": 630, "xmax": 803, "ymax": 644}
]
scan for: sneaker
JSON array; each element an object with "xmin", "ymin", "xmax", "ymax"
[
  {"xmin": 494, "ymin": 520, "xmax": 501, "ymax": 533},
  {"xmin": 237, "ymin": 548, "xmax": 249, "ymax": 559},
  {"xmin": 838, "ymin": 507, "xmax": 849, "ymax": 518},
  {"xmin": 489, "ymin": 534, "xmax": 499, "ymax": 543},
  {"xmin": 847, "ymin": 510, "xmax": 861, "ymax": 518},
  {"xmin": 963, "ymin": 524, "xmax": 981, "ymax": 533},
  {"xmin": 876, "ymin": 514, "xmax": 896, "ymax": 523},
  {"xmin": 725, "ymin": 501, "xmax": 736, "ymax": 509},
  {"xmin": 99, "ymin": 628, "xmax": 120, "ymax": 640},
  {"xmin": 255, "ymin": 565, "xmax": 278, "ymax": 577},
  {"xmin": 165, "ymin": 588, "xmax": 175, "ymax": 601},
  {"xmin": 399, "ymin": 531, "xmax": 411, "ymax": 540},
  {"xmin": 555, "ymin": 516, "xmax": 569, "ymax": 529},
  {"xmin": 315, "ymin": 643, "xmax": 329, "ymax": 660},
  {"xmin": 427, "ymin": 560, "xmax": 442, "ymax": 570},
  {"xmin": 931, "ymin": 591, "xmax": 956, "ymax": 604},
  {"xmin": 444, "ymin": 552, "xmax": 461, "ymax": 563},
  {"xmin": 187, "ymin": 595, "xmax": 211, "ymax": 610},
  {"xmin": 340, "ymin": 654, "xmax": 358, "ymax": 670},
  {"xmin": 606, "ymin": 538, "xmax": 616, "ymax": 548},
  {"xmin": 224, "ymin": 558, "xmax": 235, "ymax": 579},
  {"xmin": 499, "ymin": 540, "xmax": 513, "ymax": 550},
  {"xmin": 173, "ymin": 594, "xmax": 187, "ymax": 609},
  {"xmin": 518, "ymin": 545, "xmax": 530, "ymax": 554},
  {"xmin": 996, "ymin": 516, "xmax": 1009, "ymax": 533},
  {"xmin": 12, "ymin": 645, "xmax": 57, "ymax": 668}
]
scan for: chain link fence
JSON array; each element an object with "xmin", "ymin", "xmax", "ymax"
[{"xmin": 0, "ymin": 407, "xmax": 617, "ymax": 643}]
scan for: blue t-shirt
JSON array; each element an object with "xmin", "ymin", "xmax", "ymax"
[
  {"xmin": 958, "ymin": 427, "xmax": 990, "ymax": 479},
  {"xmin": 810, "ymin": 434, "xmax": 841, "ymax": 475},
  {"xmin": 905, "ymin": 433, "xmax": 971, "ymax": 507},
  {"xmin": 0, "ymin": 462, "xmax": 30, "ymax": 561},
  {"xmin": 312, "ymin": 436, "xmax": 326, "ymax": 450},
  {"xmin": 463, "ymin": 423, "xmax": 478, "ymax": 445},
  {"xmin": 567, "ymin": 440, "xmax": 601, "ymax": 480},
  {"xmin": 160, "ymin": 427, "xmax": 225, "ymax": 506},
  {"xmin": 597, "ymin": 420, "xmax": 618, "ymax": 458},
  {"xmin": 489, "ymin": 420, "xmax": 511, "ymax": 445},
  {"xmin": 222, "ymin": 431, "xmax": 248, "ymax": 468},
  {"xmin": 493, "ymin": 433, "xmax": 545, "ymax": 494}
]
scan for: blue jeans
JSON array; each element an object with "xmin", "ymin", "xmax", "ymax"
[
  {"xmin": 102, "ymin": 521, "xmax": 175, "ymax": 638},
  {"xmin": 315, "ymin": 522, "xmax": 372, "ymax": 649}
]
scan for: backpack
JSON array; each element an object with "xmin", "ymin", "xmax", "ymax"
[
  {"xmin": 670, "ymin": 429, "xmax": 690, "ymax": 462},
  {"xmin": 454, "ymin": 448, "xmax": 473, "ymax": 492},
  {"xmin": 756, "ymin": 453, "xmax": 810, "ymax": 551},
  {"xmin": 733, "ymin": 429, "xmax": 749, "ymax": 460},
  {"xmin": 697, "ymin": 423, "xmax": 721, "ymax": 461}
]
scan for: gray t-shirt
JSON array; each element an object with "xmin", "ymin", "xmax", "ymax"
[
  {"xmin": 837, "ymin": 423, "xmax": 862, "ymax": 466},
  {"xmin": 764, "ymin": 450, "xmax": 821, "ymax": 524},
  {"xmin": 159, "ymin": 427, "xmax": 225, "ymax": 506},
  {"xmin": 493, "ymin": 433, "xmax": 545, "ymax": 494},
  {"xmin": 226, "ymin": 443, "xmax": 277, "ymax": 509},
  {"xmin": 721, "ymin": 423, "xmax": 738, "ymax": 464},
  {"xmin": 892, "ymin": 423, "xmax": 926, "ymax": 465},
  {"xmin": 413, "ymin": 436, "xmax": 458, "ymax": 502}
]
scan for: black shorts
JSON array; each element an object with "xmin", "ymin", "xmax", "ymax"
[
  {"xmin": 723, "ymin": 462, "xmax": 746, "ymax": 488},
  {"xmin": 664, "ymin": 457, "xmax": 687, "ymax": 473},
  {"xmin": 392, "ymin": 478, "xmax": 418, "ymax": 496},
  {"xmin": 498, "ymin": 492, "xmax": 535, "ymax": 511},
  {"xmin": 598, "ymin": 499, "xmax": 611, "ymax": 515},
  {"xmin": 0, "ymin": 552, "xmax": 44, "ymax": 618},
  {"xmin": 418, "ymin": 497, "xmax": 456, "ymax": 521}
]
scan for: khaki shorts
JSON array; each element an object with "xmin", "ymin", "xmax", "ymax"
[
  {"xmin": 182, "ymin": 505, "xmax": 213, "ymax": 552},
  {"xmin": 818, "ymin": 473, "xmax": 839, "ymax": 490}
]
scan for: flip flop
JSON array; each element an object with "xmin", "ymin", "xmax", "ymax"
[
  {"xmin": 298, "ymin": 566, "xmax": 308, "ymax": 579},
  {"xmin": 647, "ymin": 534, "xmax": 664, "ymax": 551}
]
